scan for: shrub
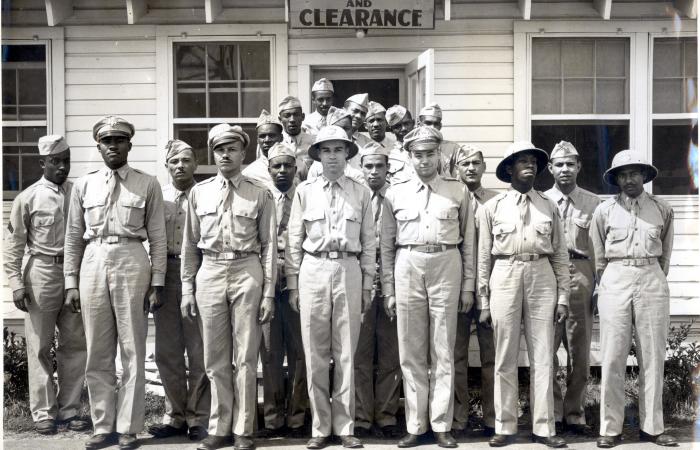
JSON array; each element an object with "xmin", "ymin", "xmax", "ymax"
[
  {"xmin": 3, "ymin": 327, "xmax": 29, "ymax": 404},
  {"xmin": 663, "ymin": 322, "xmax": 700, "ymax": 415}
]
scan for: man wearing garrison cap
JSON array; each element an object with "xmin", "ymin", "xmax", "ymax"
[
  {"xmin": 63, "ymin": 116, "xmax": 167, "ymax": 450},
  {"xmin": 181, "ymin": 123, "xmax": 277, "ymax": 450},
  {"xmin": 543, "ymin": 141, "xmax": 600, "ymax": 437},
  {"xmin": 3, "ymin": 135, "xmax": 89, "ymax": 437},
  {"xmin": 303, "ymin": 78, "xmax": 335, "ymax": 133},
  {"xmin": 344, "ymin": 93, "xmax": 369, "ymax": 170},
  {"xmin": 380, "ymin": 126, "xmax": 476, "ymax": 448},
  {"xmin": 148, "ymin": 139, "xmax": 210, "ymax": 442},
  {"xmin": 279, "ymin": 96, "xmax": 316, "ymax": 181},
  {"xmin": 418, "ymin": 103, "xmax": 462, "ymax": 177},
  {"xmin": 243, "ymin": 110, "xmax": 285, "ymax": 185},
  {"xmin": 258, "ymin": 142, "xmax": 310, "ymax": 439},
  {"xmin": 385, "ymin": 105, "xmax": 415, "ymax": 184},
  {"xmin": 355, "ymin": 101, "xmax": 397, "ymax": 154}
]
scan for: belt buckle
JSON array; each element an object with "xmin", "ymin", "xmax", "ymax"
[
  {"xmin": 221, "ymin": 252, "xmax": 235, "ymax": 260},
  {"xmin": 328, "ymin": 251, "xmax": 340, "ymax": 259},
  {"xmin": 427, "ymin": 245, "xmax": 439, "ymax": 253},
  {"xmin": 105, "ymin": 236, "xmax": 119, "ymax": 244}
]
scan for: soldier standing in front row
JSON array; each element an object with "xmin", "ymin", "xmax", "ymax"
[
  {"xmin": 544, "ymin": 141, "xmax": 600, "ymax": 436},
  {"xmin": 148, "ymin": 139, "xmax": 210, "ymax": 442},
  {"xmin": 451, "ymin": 145, "xmax": 498, "ymax": 438},
  {"xmin": 286, "ymin": 125, "xmax": 376, "ymax": 450},
  {"xmin": 180, "ymin": 124, "xmax": 277, "ymax": 450},
  {"xmin": 381, "ymin": 126, "xmax": 476, "ymax": 449},
  {"xmin": 3, "ymin": 135, "xmax": 88, "ymax": 436},
  {"xmin": 477, "ymin": 142, "xmax": 569, "ymax": 448},
  {"xmin": 590, "ymin": 151, "xmax": 676, "ymax": 448},
  {"xmin": 64, "ymin": 116, "xmax": 167, "ymax": 450}
]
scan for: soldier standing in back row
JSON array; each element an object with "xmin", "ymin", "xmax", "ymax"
[
  {"xmin": 477, "ymin": 142, "xmax": 569, "ymax": 448},
  {"xmin": 385, "ymin": 105, "xmax": 415, "ymax": 184},
  {"xmin": 279, "ymin": 96, "xmax": 316, "ymax": 181},
  {"xmin": 180, "ymin": 124, "xmax": 277, "ymax": 450},
  {"xmin": 148, "ymin": 139, "xmax": 210, "ymax": 442},
  {"xmin": 381, "ymin": 126, "xmax": 476, "ymax": 449},
  {"xmin": 417, "ymin": 104, "xmax": 460, "ymax": 176},
  {"xmin": 64, "ymin": 116, "xmax": 167, "ymax": 450},
  {"xmin": 590, "ymin": 150, "xmax": 676, "ymax": 448},
  {"xmin": 544, "ymin": 141, "xmax": 600, "ymax": 436},
  {"xmin": 303, "ymin": 78, "xmax": 335, "ymax": 133},
  {"xmin": 3, "ymin": 135, "xmax": 88, "ymax": 436},
  {"xmin": 355, "ymin": 101, "xmax": 397, "ymax": 152}
]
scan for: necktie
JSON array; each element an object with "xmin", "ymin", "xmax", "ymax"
[
  {"xmin": 278, "ymin": 194, "xmax": 291, "ymax": 236},
  {"xmin": 221, "ymin": 179, "xmax": 233, "ymax": 208},
  {"xmin": 372, "ymin": 192, "xmax": 381, "ymax": 225},
  {"xmin": 519, "ymin": 193, "xmax": 529, "ymax": 223},
  {"xmin": 422, "ymin": 184, "xmax": 432, "ymax": 209},
  {"xmin": 101, "ymin": 170, "xmax": 118, "ymax": 234},
  {"xmin": 559, "ymin": 196, "xmax": 570, "ymax": 220}
]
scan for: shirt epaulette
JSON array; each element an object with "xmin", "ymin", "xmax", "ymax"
[
  {"xmin": 599, "ymin": 196, "xmax": 618, "ymax": 211},
  {"xmin": 441, "ymin": 176, "xmax": 460, "ymax": 182},
  {"xmin": 391, "ymin": 177, "xmax": 411, "ymax": 186},
  {"xmin": 132, "ymin": 168, "xmax": 146, "ymax": 175},
  {"xmin": 87, "ymin": 169, "xmax": 100, "ymax": 174},
  {"xmin": 195, "ymin": 177, "xmax": 215, "ymax": 187},
  {"xmin": 242, "ymin": 176, "xmax": 267, "ymax": 190},
  {"xmin": 535, "ymin": 190, "xmax": 549, "ymax": 200}
]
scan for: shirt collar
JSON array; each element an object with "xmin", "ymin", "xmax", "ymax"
[
  {"xmin": 414, "ymin": 175, "xmax": 441, "ymax": 193},
  {"xmin": 268, "ymin": 182, "xmax": 295, "ymax": 200},
  {"xmin": 549, "ymin": 184, "xmax": 580, "ymax": 204},
  {"xmin": 103, "ymin": 163, "xmax": 131, "ymax": 180},
  {"xmin": 471, "ymin": 185, "xmax": 486, "ymax": 200},
  {"xmin": 321, "ymin": 174, "xmax": 348, "ymax": 190},
  {"xmin": 216, "ymin": 172, "xmax": 242, "ymax": 189},
  {"xmin": 507, "ymin": 187, "xmax": 536, "ymax": 201},
  {"xmin": 372, "ymin": 183, "xmax": 389, "ymax": 198},
  {"xmin": 619, "ymin": 191, "xmax": 648, "ymax": 208},
  {"xmin": 38, "ymin": 176, "xmax": 61, "ymax": 192}
]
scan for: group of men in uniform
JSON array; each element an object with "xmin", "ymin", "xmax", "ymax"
[{"xmin": 3, "ymin": 76, "xmax": 678, "ymax": 450}]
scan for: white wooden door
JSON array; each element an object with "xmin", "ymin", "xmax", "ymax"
[{"xmin": 405, "ymin": 49, "xmax": 435, "ymax": 115}]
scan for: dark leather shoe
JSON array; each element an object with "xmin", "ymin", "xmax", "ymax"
[
  {"xmin": 289, "ymin": 426, "xmax": 307, "ymax": 439},
  {"xmin": 489, "ymin": 434, "xmax": 516, "ymax": 447},
  {"xmin": 340, "ymin": 435, "xmax": 363, "ymax": 448},
  {"xmin": 197, "ymin": 435, "xmax": 232, "ymax": 450},
  {"xmin": 234, "ymin": 434, "xmax": 255, "ymax": 450},
  {"xmin": 36, "ymin": 419, "xmax": 57, "ymax": 435},
  {"xmin": 435, "ymin": 431, "xmax": 457, "ymax": 448},
  {"xmin": 483, "ymin": 426, "xmax": 496, "ymax": 437},
  {"xmin": 531, "ymin": 434, "xmax": 567, "ymax": 448},
  {"xmin": 566, "ymin": 423, "xmax": 593, "ymax": 436},
  {"xmin": 85, "ymin": 433, "xmax": 118, "ymax": 450},
  {"xmin": 354, "ymin": 426, "xmax": 371, "ymax": 438},
  {"xmin": 398, "ymin": 433, "xmax": 420, "ymax": 448},
  {"xmin": 640, "ymin": 431, "xmax": 678, "ymax": 446},
  {"xmin": 189, "ymin": 425, "xmax": 208, "ymax": 441},
  {"xmin": 597, "ymin": 435, "xmax": 621, "ymax": 448},
  {"xmin": 381, "ymin": 425, "xmax": 402, "ymax": 439},
  {"xmin": 148, "ymin": 423, "xmax": 188, "ymax": 438},
  {"xmin": 118, "ymin": 434, "xmax": 139, "ymax": 450},
  {"xmin": 61, "ymin": 416, "xmax": 90, "ymax": 432},
  {"xmin": 306, "ymin": 436, "xmax": 330, "ymax": 449}
]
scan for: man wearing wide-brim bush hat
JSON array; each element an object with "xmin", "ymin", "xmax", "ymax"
[
  {"xmin": 590, "ymin": 150, "xmax": 676, "ymax": 448},
  {"xmin": 307, "ymin": 125, "xmax": 359, "ymax": 162},
  {"xmin": 477, "ymin": 140, "xmax": 569, "ymax": 448}
]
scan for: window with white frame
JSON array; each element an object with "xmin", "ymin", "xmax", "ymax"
[
  {"xmin": 530, "ymin": 37, "xmax": 630, "ymax": 193},
  {"xmin": 651, "ymin": 36, "xmax": 698, "ymax": 195},
  {"xmin": 172, "ymin": 40, "xmax": 271, "ymax": 177},
  {"xmin": 2, "ymin": 43, "xmax": 49, "ymax": 197}
]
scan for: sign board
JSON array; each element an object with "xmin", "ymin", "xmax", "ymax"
[{"xmin": 289, "ymin": 0, "xmax": 435, "ymax": 30}]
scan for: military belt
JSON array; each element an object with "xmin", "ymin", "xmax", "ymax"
[
  {"xmin": 89, "ymin": 236, "xmax": 140, "ymax": 245},
  {"xmin": 33, "ymin": 254, "xmax": 64, "ymax": 264},
  {"xmin": 402, "ymin": 244, "xmax": 458, "ymax": 253},
  {"xmin": 608, "ymin": 257, "xmax": 658, "ymax": 266},
  {"xmin": 308, "ymin": 251, "xmax": 358, "ymax": 260},
  {"xmin": 495, "ymin": 253, "xmax": 542, "ymax": 262},
  {"xmin": 203, "ymin": 250, "xmax": 254, "ymax": 261},
  {"xmin": 568, "ymin": 251, "xmax": 589, "ymax": 260}
]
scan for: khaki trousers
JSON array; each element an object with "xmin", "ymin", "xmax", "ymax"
[
  {"xmin": 80, "ymin": 241, "xmax": 150, "ymax": 434},
  {"xmin": 552, "ymin": 259, "xmax": 594, "ymax": 425},
  {"xmin": 24, "ymin": 255, "xmax": 86, "ymax": 423},
  {"xmin": 598, "ymin": 262, "xmax": 669, "ymax": 436},
  {"xmin": 196, "ymin": 255, "xmax": 262, "ymax": 437},
  {"xmin": 453, "ymin": 306, "xmax": 496, "ymax": 430},
  {"xmin": 299, "ymin": 254, "xmax": 362, "ymax": 438},
  {"xmin": 395, "ymin": 248, "xmax": 461, "ymax": 435},
  {"xmin": 260, "ymin": 288, "xmax": 308, "ymax": 430},
  {"xmin": 490, "ymin": 257, "xmax": 557, "ymax": 437},
  {"xmin": 154, "ymin": 259, "xmax": 210, "ymax": 429},
  {"xmin": 354, "ymin": 293, "xmax": 402, "ymax": 430}
]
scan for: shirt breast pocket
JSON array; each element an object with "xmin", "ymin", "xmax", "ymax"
[
  {"xmin": 492, "ymin": 222, "xmax": 516, "ymax": 246},
  {"xmin": 395, "ymin": 208, "xmax": 419, "ymax": 241},
  {"xmin": 572, "ymin": 216, "xmax": 591, "ymax": 249},
  {"xmin": 232, "ymin": 201, "xmax": 259, "ymax": 241},
  {"xmin": 83, "ymin": 195, "xmax": 106, "ymax": 228},
  {"xmin": 118, "ymin": 192, "xmax": 146, "ymax": 229},
  {"xmin": 31, "ymin": 211, "xmax": 56, "ymax": 245},
  {"xmin": 434, "ymin": 206, "xmax": 459, "ymax": 241},
  {"xmin": 196, "ymin": 203, "xmax": 218, "ymax": 240},
  {"xmin": 534, "ymin": 220, "xmax": 554, "ymax": 253},
  {"xmin": 344, "ymin": 207, "xmax": 361, "ymax": 241},
  {"xmin": 303, "ymin": 208, "xmax": 326, "ymax": 240},
  {"xmin": 645, "ymin": 225, "xmax": 663, "ymax": 254}
]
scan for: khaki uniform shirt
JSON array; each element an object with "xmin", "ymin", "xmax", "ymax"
[
  {"xmin": 162, "ymin": 183, "xmax": 192, "ymax": 256},
  {"xmin": 371, "ymin": 184, "xmax": 389, "ymax": 292},
  {"xmin": 387, "ymin": 144, "xmax": 415, "ymax": 184},
  {"xmin": 380, "ymin": 175, "xmax": 477, "ymax": 297},
  {"xmin": 181, "ymin": 173, "xmax": 277, "ymax": 298},
  {"xmin": 285, "ymin": 174, "xmax": 376, "ymax": 291},
  {"xmin": 544, "ymin": 185, "xmax": 601, "ymax": 259},
  {"xmin": 477, "ymin": 189, "xmax": 570, "ymax": 308},
  {"xmin": 4, "ymin": 177, "xmax": 72, "ymax": 292},
  {"xmin": 469, "ymin": 186, "xmax": 498, "ymax": 309},
  {"xmin": 355, "ymin": 132, "xmax": 398, "ymax": 154},
  {"xmin": 440, "ymin": 140, "xmax": 462, "ymax": 176},
  {"xmin": 64, "ymin": 164, "xmax": 167, "ymax": 289},
  {"xmin": 269, "ymin": 182, "xmax": 295, "ymax": 285},
  {"xmin": 302, "ymin": 111, "xmax": 325, "ymax": 134},
  {"xmin": 589, "ymin": 192, "xmax": 674, "ymax": 277}
]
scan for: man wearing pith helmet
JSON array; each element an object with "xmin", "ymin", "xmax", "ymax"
[
  {"xmin": 544, "ymin": 141, "xmax": 600, "ymax": 436},
  {"xmin": 303, "ymin": 78, "xmax": 335, "ymax": 133},
  {"xmin": 380, "ymin": 126, "xmax": 476, "ymax": 449},
  {"xmin": 286, "ymin": 125, "xmax": 376, "ymax": 449},
  {"xmin": 450, "ymin": 144, "xmax": 498, "ymax": 438},
  {"xmin": 3, "ymin": 135, "xmax": 88, "ymax": 436},
  {"xmin": 149, "ymin": 139, "xmax": 210, "ymax": 442},
  {"xmin": 355, "ymin": 101, "xmax": 397, "ymax": 152},
  {"xmin": 243, "ymin": 109, "xmax": 285, "ymax": 185},
  {"xmin": 417, "ymin": 103, "xmax": 460, "ymax": 176},
  {"xmin": 590, "ymin": 150, "xmax": 676, "ymax": 448},
  {"xmin": 258, "ymin": 142, "xmax": 309, "ymax": 439},
  {"xmin": 64, "ymin": 116, "xmax": 167, "ymax": 450},
  {"xmin": 180, "ymin": 123, "xmax": 277, "ymax": 450},
  {"xmin": 477, "ymin": 141, "xmax": 569, "ymax": 448},
  {"xmin": 385, "ymin": 105, "xmax": 415, "ymax": 184}
]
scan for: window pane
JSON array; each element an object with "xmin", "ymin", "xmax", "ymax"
[
  {"xmin": 207, "ymin": 44, "xmax": 237, "ymax": 81},
  {"xmin": 3, "ymin": 155, "xmax": 19, "ymax": 191},
  {"xmin": 2, "ymin": 68, "xmax": 17, "ymax": 118},
  {"xmin": 21, "ymin": 155, "xmax": 43, "ymax": 189},
  {"xmin": 175, "ymin": 44, "xmax": 206, "ymax": 81},
  {"xmin": 174, "ymin": 123, "xmax": 258, "ymax": 168},
  {"xmin": 239, "ymin": 43, "xmax": 270, "ymax": 81},
  {"xmin": 653, "ymin": 41, "xmax": 682, "ymax": 78},
  {"xmin": 210, "ymin": 86, "xmax": 239, "ymax": 118},
  {"xmin": 18, "ymin": 68, "xmax": 47, "ymax": 116},
  {"xmin": 597, "ymin": 79, "xmax": 626, "ymax": 114},
  {"xmin": 653, "ymin": 37, "xmax": 697, "ymax": 114},
  {"xmin": 596, "ymin": 40, "xmax": 627, "ymax": 77},
  {"xmin": 562, "ymin": 40, "xmax": 594, "ymax": 77},
  {"xmin": 653, "ymin": 79, "xmax": 683, "ymax": 114},
  {"xmin": 176, "ymin": 82, "xmax": 206, "ymax": 118},
  {"xmin": 532, "ymin": 40, "xmax": 560, "ymax": 79},
  {"xmin": 2, "ymin": 44, "xmax": 46, "ymax": 63},
  {"xmin": 685, "ymin": 41, "xmax": 697, "ymax": 77},
  {"xmin": 652, "ymin": 119, "xmax": 698, "ymax": 195},
  {"xmin": 532, "ymin": 80, "xmax": 560, "ymax": 114},
  {"xmin": 563, "ymin": 80, "xmax": 593, "ymax": 114},
  {"xmin": 241, "ymin": 88, "xmax": 269, "ymax": 117},
  {"xmin": 2, "ymin": 126, "xmax": 18, "ymax": 143},
  {"xmin": 532, "ymin": 121, "xmax": 629, "ymax": 194}
]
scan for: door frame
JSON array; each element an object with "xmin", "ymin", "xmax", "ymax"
[
  {"xmin": 311, "ymin": 66, "xmax": 407, "ymax": 107},
  {"xmin": 297, "ymin": 51, "xmax": 432, "ymax": 114}
]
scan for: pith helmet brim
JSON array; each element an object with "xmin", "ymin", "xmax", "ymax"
[
  {"xmin": 308, "ymin": 138, "xmax": 359, "ymax": 162},
  {"xmin": 603, "ymin": 163, "xmax": 658, "ymax": 186},
  {"xmin": 495, "ymin": 147, "xmax": 549, "ymax": 183}
]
